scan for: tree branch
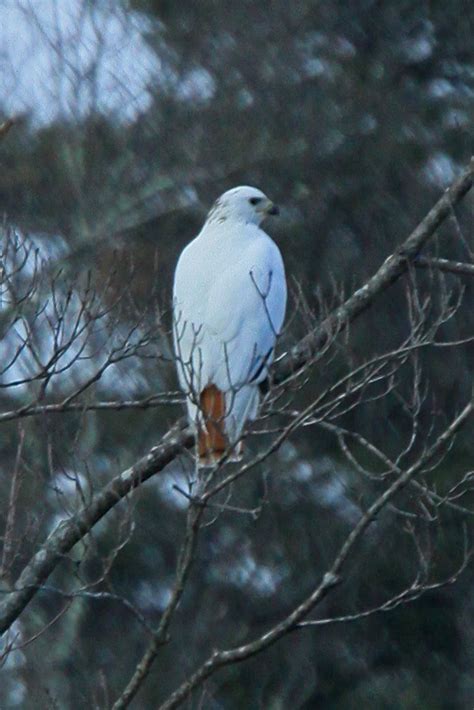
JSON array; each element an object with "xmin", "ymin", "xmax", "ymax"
[
  {"xmin": 158, "ymin": 397, "xmax": 474, "ymax": 710},
  {"xmin": 273, "ymin": 157, "xmax": 474, "ymax": 384},
  {"xmin": 0, "ymin": 157, "xmax": 472, "ymax": 640},
  {"xmin": 0, "ymin": 393, "xmax": 183, "ymax": 424},
  {"xmin": 414, "ymin": 255, "xmax": 474, "ymax": 277},
  {"xmin": 0, "ymin": 421, "xmax": 193, "ymax": 635},
  {"xmin": 111, "ymin": 503, "xmax": 203, "ymax": 710}
]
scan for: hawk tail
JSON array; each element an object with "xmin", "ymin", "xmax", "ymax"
[{"xmin": 198, "ymin": 385, "xmax": 242, "ymax": 466}]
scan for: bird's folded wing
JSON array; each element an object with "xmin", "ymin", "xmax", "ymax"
[{"xmin": 204, "ymin": 242, "xmax": 287, "ymax": 389}]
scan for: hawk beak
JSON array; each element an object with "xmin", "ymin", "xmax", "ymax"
[{"xmin": 266, "ymin": 201, "xmax": 280, "ymax": 216}]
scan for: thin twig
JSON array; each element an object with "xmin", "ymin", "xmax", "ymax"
[
  {"xmin": 158, "ymin": 398, "xmax": 474, "ymax": 710},
  {"xmin": 0, "ymin": 158, "xmax": 472, "ymax": 642}
]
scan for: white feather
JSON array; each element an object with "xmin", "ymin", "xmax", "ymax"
[{"xmin": 173, "ymin": 186, "xmax": 287, "ymax": 445}]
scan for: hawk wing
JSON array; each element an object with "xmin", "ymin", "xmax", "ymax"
[
  {"xmin": 203, "ymin": 237, "xmax": 286, "ymax": 390},
  {"xmin": 173, "ymin": 222, "xmax": 286, "ymax": 459}
]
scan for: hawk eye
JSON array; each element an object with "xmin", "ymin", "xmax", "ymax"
[{"xmin": 249, "ymin": 197, "xmax": 261, "ymax": 205}]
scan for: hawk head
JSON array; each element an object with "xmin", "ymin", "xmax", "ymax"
[{"xmin": 206, "ymin": 185, "xmax": 279, "ymax": 226}]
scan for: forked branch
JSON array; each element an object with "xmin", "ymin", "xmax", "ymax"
[{"xmin": 0, "ymin": 157, "xmax": 473, "ymax": 648}]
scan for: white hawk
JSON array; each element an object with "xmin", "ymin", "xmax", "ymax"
[{"xmin": 173, "ymin": 186, "xmax": 287, "ymax": 466}]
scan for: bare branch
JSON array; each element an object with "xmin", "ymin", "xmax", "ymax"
[
  {"xmin": 0, "ymin": 158, "xmax": 473, "ymax": 657},
  {"xmin": 415, "ymin": 255, "xmax": 474, "ymax": 277},
  {"xmin": 158, "ymin": 397, "xmax": 474, "ymax": 710},
  {"xmin": 111, "ymin": 503, "xmax": 204, "ymax": 710},
  {"xmin": 0, "ymin": 421, "xmax": 193, "ymax": 636},
  {"xmin": 272, "ymin": 157, "xmax": 474, "ymax": 385},
  {"xmin": 298, "ymin": 544, "xmax": 471, "ymax": 627},
  {"xmin": 0, "ymin": 393, "xmax": 183, "ymax": 424}
]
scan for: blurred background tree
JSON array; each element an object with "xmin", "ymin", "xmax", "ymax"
[{"xmin": 0, "ymin": 1, "xmax": 473, "ymax": 707}]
